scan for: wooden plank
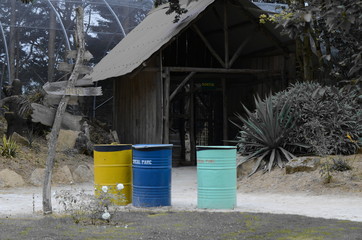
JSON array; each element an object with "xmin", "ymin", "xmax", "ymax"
[
  {"xmin": 43, "ymin": 82, "xmax": 102, "ymax": 96},
  {"xmin": 44, "ymin": 94, "xmax": 79, "ymax": 106},
  {"xmin": 64, "ymin": 87, "xmax": 102, "ymax": 96},
  {"xmin": 76, "ymin": 78, "xmax": 94, "ymax": 86},
  {"xmin": 66, "ymin": 50, "xmax": 93, "ymax": 61},
  {"xmin": 57, "ymin": 62, "xmax": 92, "ymax": 74},
  {"xmin": 57, "ymin": 62, "xmax": 73, "ymax": 72},
  {"xmin": 31, "ymin": 103, "xmax": 82, "ymax": 131}
]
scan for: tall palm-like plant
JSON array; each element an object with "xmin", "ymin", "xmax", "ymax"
[{"xmin": 233, "ymin": 95, "xmax": 299, "ymax": 176}]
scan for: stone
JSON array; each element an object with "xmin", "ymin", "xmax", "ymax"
[
  {"xmin": 72, "ymin": 164, "xmax": 93, "ymax": 183},
  {"xmin": 0, "ymin": 169, "xmax": 25, "ymax": 188},
  {"xmin": 53, "ymin": 165, "xmax": 74, "ymax": 184},
  {"xmin": 11, "ymin": 132, "xmax": 30, "ymax": 146},
  {"xmin": 49, "ymin": 130, "xmax": 80, "ymax": 152},
  {"xmin": 285, "ymin": 157, "xmax": 320, "ymax": 174},
  {"xmin": 30, "ymin": 168, "xmax": 45, "ymax": 186}
]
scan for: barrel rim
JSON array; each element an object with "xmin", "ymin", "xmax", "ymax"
[
  {"xmin": 196, "ymin": 145, "xmax": 237, "ymax": 151},
  {"xmin": 94, "ymin": 144, "xmax": 132, "ymax": 152},
  {"xmin": 133, "ymin": 144, "xmax": 173, "ymax": 150}
]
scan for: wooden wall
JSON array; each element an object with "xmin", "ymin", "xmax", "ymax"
[{"xmin": 113, "ymin": 70, "xmax": 163, "ymax": 144}]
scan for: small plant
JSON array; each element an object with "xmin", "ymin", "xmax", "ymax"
[
  {"xmin": 319, "ymin": 161, "xmax": 333, "ymax": 184},
  {"xmin": 0, "ymin": 135, "xmax": 18, "ymax": 158},
  {"xmin": 55, "ymin": 183, "xmax": 126, "ymax": 225},
  {"xmin": 233, "ymin": 94, "xmax": 304, "ymax": 176},
  {"xmin": 331, "ymin": 158, "xmax": 352, "ymax": 172}
]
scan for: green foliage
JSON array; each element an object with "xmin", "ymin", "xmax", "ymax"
[
  {"xmin": 0, "ymin": 135, "xmax": 18, "ymax": 158},
  {"xmin": 319, "ymin": 161, "xmax": 333, "ymax": 184},
  {"xmin": 319, "ymin": 157, "xmax": 352, "ymax": 184},
  {"xmin": 331, "ymin": 158, "xmax": 352, "ymax": 172},
  {"xmin": 261, "ymin": 0, "xmax": 362, "ymax": 83},
  {"xmin": 233, "ymin": 95, "xmax": 300, "ymax": 176},
  {"xmin": 272, "ymin": 82, "xmax": 361, "ymax": 155},
  {"xmin": 55, "ymin": 186, "xmax": 126, "ymax": 225}
]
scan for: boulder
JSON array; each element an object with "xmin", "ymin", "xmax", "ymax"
[
  {"xmin": 30, "ymin": 168, "xmax": 45, "ymax": 186},
  {"xmin": 53, "ymin": 165, "xmax": 74, "ymax": 184},
  {"xmin": 11, "ymin": 132, "xmax": 30, "ymax": 146},
  {"xmin": 285, "ymin": 157, "xmax": 320, "ymax": 174},
  {"xmin": 0, "ymin": 169, "xmax": 25, "ymax": 188},
  {"xmin": 52, "ymin": 130, "xmax": 80, "ymax": 152},
  {"xmin": 72, "ymin": 164, "xmax": 93, "ymax": 183}
]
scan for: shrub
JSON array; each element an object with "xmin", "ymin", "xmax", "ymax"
[
  {"xmin": 0, "ymin": 135, "xmax": 18, "ymax": 158},
  {"xmin": 272, "ymin": 82, "xmax": 361, "ymax": 155},
  {"xmin": 233, "ymin": 95, "xmax": 303, "ymax": 176},
  {"xmin": 55, "ymin": 184, "xmax": 126, "ymax": 225},
  {"xmin": 331, "ymin": 158, "xmax": 352, "ymax": 172}
]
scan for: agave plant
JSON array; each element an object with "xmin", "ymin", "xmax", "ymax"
[{"xmin": 233, "ymin": 94, "xmax": 300, "ymax": 176}]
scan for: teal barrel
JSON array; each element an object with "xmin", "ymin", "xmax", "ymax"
[{"xmin": 196, "ymin": 146, "xmax": 237, "ymax": 209}]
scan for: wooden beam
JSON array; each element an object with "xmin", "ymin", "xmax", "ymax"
[
  {"xmin": 192, "ymin": 25, "xmax": 225, "ymax": 68},
  {"xmin": 230, "ymin": 0, "xmax": 290, "ymax": 54},
  {"xmin": 190, "ymin": 81, "xmax": 196, "ymax": 165},
  {"xmin": 169, "ymin": 67, "xmax": 267, "ymax": 74},
  {"xmin": 170, "ymin": 72, "xmax": 196, "ymax": 101},
  {"xmin": 224, "ymin": 0, "xmax": 229, "ymax": 68},
  {"xmin": 163, "ymin": 68, "xmax": 170, "ymax": 144},
  {"xmin": 222, "ymin": 79, "xmax": 228, "ymax": 145},
  {"xmin": 66, "ymin": 50, "xmax": 93, "ymax": 61},
  {"xmin": 31, "ymin": 103, "xmax": 82, "ymax": 131},
  {"xmin": 229, "ymin": 35, "xmax": 252, "ymax": 67},
  {"xmin": 204, "ymin": 21, "xmax": 251, "ymax": 36}
]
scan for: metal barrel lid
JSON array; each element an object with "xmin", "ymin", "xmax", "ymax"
[
  {"xmin": 94, "ymin": 144, "xmax": 132, "ymax": 152},
  {"xmin": 132, "ymin": 144, "xmax": 173, "ymax": 151},
  {"xmin": 196, "ymin": 145, "xmax": 237, "ymax": 151}
]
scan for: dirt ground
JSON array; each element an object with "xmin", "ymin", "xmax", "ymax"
[
  {"xmin": 1, "ymin": 134, "xmax": 362, "ymax": 197},
  {"xmin": 237, "ymin": 154, "xmax": 362, "ymax": 197},
  {"xmin": 1, "ymin": 211, "xmax": 362, "ymax": 240},
  {"xmin": 1, "ymin": 138, "xmax": 362, "ymax": 239}
]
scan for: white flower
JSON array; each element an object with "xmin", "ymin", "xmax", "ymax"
[
  {"xmin": 116, "ymin": 183, "xmax": 124, "ymax": 190},
  {"xmin": 102, "ymin": 186, "xmax": 108, "ymax": 193},
  {"xmin": 102, "ymin": 211, "xmax": 111, "ymax": 220}
]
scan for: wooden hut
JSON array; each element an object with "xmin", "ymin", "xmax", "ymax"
[{"xmin": 89, "ymin": 0, "xmax": 295, "ymax": 165}]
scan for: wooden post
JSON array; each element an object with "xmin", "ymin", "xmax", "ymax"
[
  {"xmin": 163, "ymin": 68, "xmax": 170, "ymax": 144},
  {"xmin": 224, "ymin": 0, "xmax": 229, "ymax": 69},
  {"xmin": 190, "ymin": 81, "xmax": 196, "ymax": 165},
  {"xmin": 42, "ymin": 7, "xmax": 86, "ymax": 215},
  {"xmin": 222, "ymin": 79, "xmax": 228, "ymax": 145}
]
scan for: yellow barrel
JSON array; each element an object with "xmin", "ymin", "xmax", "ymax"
[{"xmin": 94, "ymin": 144, "xmax": 132, "ymax": 205}]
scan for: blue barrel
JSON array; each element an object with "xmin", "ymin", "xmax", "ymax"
[
  {"xmin": 132, "ymin": 144, "xmax": 172, "ymax": 207},
  {"xmin": 197, "ymin": 146, "xmax": 237, "ymax": 209}
]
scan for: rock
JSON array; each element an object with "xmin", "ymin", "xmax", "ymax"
[
  {"xmin": 30, "ymin": 168, "xmax": 45, "ymax": 186},
  {"xmin": 0, "ymin": 169, "xmax": 25, "ymax": 188},
  {"xmin": 72, "ymin": 164, "xmax": 93, "ymax": 183},
  {"xmin": 53, "ymin": 165, "xmax": 74, "ymax": 184},
  {"xmin": 52, "ymin": 130, "xmax": 80, "ymax": 152},
  {"xmin": 74, "ymin": 132, "xmax": 94, "ymax": 156},
  {"xmin": 237, "ymin": 155, "xmax": 258, "ymax": 178},
  {"xmin": 11, "ymin": 132, "xmax": 30, "ymax": 146},
  {"xmin": 285, "ymin": 157, "xmax": 320, "ymax": 174}
]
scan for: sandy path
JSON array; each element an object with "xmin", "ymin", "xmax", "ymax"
[{"xmin": 1, "ymin": 167, "xmax": 361, "ymax": 222}]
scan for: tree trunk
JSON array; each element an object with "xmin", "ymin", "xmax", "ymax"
[
  {"xmin": 48, "ymin": 10, "xmax": 57, "ymax": 82},
  {"xmin": 42, "ymin": 7, "xmax": 85, "ymax": 215},
  {"xmin": 9, "ymin": 0, "xmax": 17, "ymax": 84}
]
